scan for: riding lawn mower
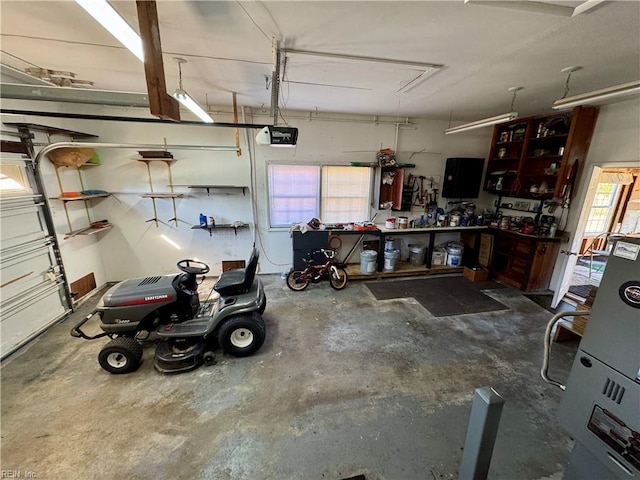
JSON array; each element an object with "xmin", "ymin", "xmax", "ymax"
[{"xmin": 71, "ymin": 248, "xmax": 266, "ymax": 374}]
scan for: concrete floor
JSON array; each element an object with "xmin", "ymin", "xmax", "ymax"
[{"xmin": 1, "ymin": 274, "xmax": 578, "ymax": 480}]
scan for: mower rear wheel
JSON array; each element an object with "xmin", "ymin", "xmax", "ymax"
[
  {"xmin": 218, "ymin": 314, "xmax": 265, "ymax": 357},
  {"xmin": 98, "ymin": 337, "xmax": 143, "ymax": 374}
]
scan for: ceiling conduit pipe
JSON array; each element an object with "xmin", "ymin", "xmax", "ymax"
[{"xmin": 241, "ymin": 105, "xmax": 259, "ymax": 247}]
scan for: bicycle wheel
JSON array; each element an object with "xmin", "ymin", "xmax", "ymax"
[
  {"xmin": 329, "ymin": 267, "xmax": 348, "ymax": 290},
  {"xmin": 286, "ymin": 270, "xmax": 309, "ymax": 291}
]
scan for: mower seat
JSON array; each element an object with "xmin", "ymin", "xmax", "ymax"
[{"xmin": 214, "ymin": 248, "xmax": 259, "ymax": 296}]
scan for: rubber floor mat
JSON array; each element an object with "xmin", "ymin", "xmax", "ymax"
[
  {"xmin": 568, "ymin": 284, "xmax": 595, "ymax": 299},
  {"xmin": 365, "ymin": 276, "xmax": 507, "ymax": 317}
]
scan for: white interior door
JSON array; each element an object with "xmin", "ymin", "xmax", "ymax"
[
  {"xmin": 551, "ymin": 166, "xmax": 603, "ymax": 307},
  {"xmin": 1, "ymin": 140, "xmax": 70, "ymax": 358}
]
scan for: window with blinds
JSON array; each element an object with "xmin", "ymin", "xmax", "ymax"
[
  {"xmin": 268, "ymin": 164, "xmax": 372, "ymax": 227},
  {"xmin": 268, "ymin": 164, "xmax": 320, "ymax": 227},
  {"xmin": 321, "ymin": 166, "xmax": 371, "ymax": 223}
]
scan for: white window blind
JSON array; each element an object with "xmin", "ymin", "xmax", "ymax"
[
  {"xmin": 268, "ymin": 164, "xmax": 372, "ymax": 227},
  {"xmin": 321, "ymin": 166, "xmax": 371, "ymax": 223},
  {"xmin": 268, "ymin": 164, "xmax": 320, "ymax": 227}
]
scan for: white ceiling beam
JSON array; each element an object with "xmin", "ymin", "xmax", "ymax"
[{"xmin": 464, "ymin": 0, "xmax": 574, "ymax": 16}]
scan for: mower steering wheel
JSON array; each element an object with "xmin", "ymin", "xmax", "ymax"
[{"xmin": 177, "ymin": 259, "xmax": 210, "ymax": 275}]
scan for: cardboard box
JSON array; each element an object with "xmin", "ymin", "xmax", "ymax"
[
  {"xmin": 478, "ymin": 233, "xmax": 493, "ymax": 268},
  {"xmin": 463, "ymin": 266, "xmax": 489, "ymax": 282}
]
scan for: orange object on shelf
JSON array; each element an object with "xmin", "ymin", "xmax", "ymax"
[{"xmin": 62, "ymin": 191, "xmax": 80, "ymax": 197}]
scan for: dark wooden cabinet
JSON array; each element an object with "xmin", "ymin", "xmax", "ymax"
[
  {"xmin": 484, "ymin": 106, "xmax": 599, "ymax": 200},
  {"xmin": 442, "ymin": 157, "xmax": 485, "ymax": 199},
  {"xmin": 374, "ymin": 166, "xmax": 415, "ymax": 211},
  {"xmin": 489, "ymin": 229, "xmax": 561, "ymax": 291}
]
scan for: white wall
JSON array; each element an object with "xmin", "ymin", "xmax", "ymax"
[
  {"xmin": 15, "ymin": 96, "xmax": 637, "ymax": 295},
  {"xmin": 2, "ymin": 99, "xmax": 491, "ymax": 283},
  {"xmin": 549, "ymin": 98, "xmax": 640, "ymax": 289}
]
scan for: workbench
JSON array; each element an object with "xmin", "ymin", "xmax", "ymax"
[
  {"xmin": 376, "ymin": 224, "xmax": 487, "ymax": 268},
  {"xmin": 291, "ymin": 225, "xmax": 487, "ymax": 274}
]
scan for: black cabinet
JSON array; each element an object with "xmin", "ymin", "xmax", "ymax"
[
  {"xmin": 442, "ymin": 157, "xmax": 485, "ymax": 199},
  {"xmin": 291, "ymin": 231, "xmax": 329, "ymax": 270}
]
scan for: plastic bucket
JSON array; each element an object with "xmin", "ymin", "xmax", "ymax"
[
  {"xmin": 409, "ymin": 244, "xmax": 426, "ymax": 266},
  {"xmin": 360, "ymin": 250, "xmax": 378, "ymax": 274},
  {"xmin": 383, "ymin": 249, "xmax": 400, "ymax": 272},
  {"xmin": 384, "ymin": 238, "xmax": 396, "ymax": 251},
  {"xmin": 446, "ymin": 242, "xmax": 465, "ymax": 266}
]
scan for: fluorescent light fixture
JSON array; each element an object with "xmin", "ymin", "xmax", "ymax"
[
  {"xmin": 173, "ymin": 89, "xmax": 214, "ymax": 123},
  {"xmin": 75, "ymin": 0, "xmax": 144, "ymax": 62},
  {"xmin": 444, "ymin": 112, "xmax": 518, "ymax": 135},
  {"xmin": 464, "ymin": 0, "xmax": 574, "ymax": 16},
  {"xmin": 160, "ymin": 234, "xmax": 181, "ymax": 250},
  {"xmin": 552, "ymin": 80, "xmax": 640, "ymax": 110}
]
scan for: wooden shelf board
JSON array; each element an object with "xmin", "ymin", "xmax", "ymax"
[
  {"xmin": 529, "ymin": 134, "xmax": 568, "ymax": 140},
  {"xmin": 184, "ymin": 185, "xmax": 247, "ymax": 188},
  {"xmin": 134, "ymin": 157, "xmax": 177, "ymax": 164},
  {"xmin": 51, "ymin": 193, "xmax": 110, "ymax": 201},
  {"xmin": 526, "ymin": 155, "xmax": 563, "ymax": 160},
  {"xmin": 173, "ymin": 185, "xmax": 248, "ymax": 195},
  {"xmin": 141, "ymin": 193, "xmax": 183, "ymax": 198},
  {"xmin": 346, "ymin": 262, "xmax": 463, "ymax": 280},
  {"xmin": 64, "ymin": 224, "xmax": 113, "ymax": 237},
  {"xmin": 191, "ymin": 224, "xmax": 248, "ymax": 230},
  {"xmin": 3, "ymin": 122, "xmax": 98, "ymax": 139},
  {"xmin": 191, "ymin": 224, "xmax": 248, "ymax": 236}
]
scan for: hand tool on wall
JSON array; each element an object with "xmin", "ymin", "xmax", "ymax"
[{"xmin": 417, "ymin": 175, "xmax": 426, "ymax": 204}]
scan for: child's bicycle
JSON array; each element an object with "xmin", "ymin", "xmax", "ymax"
[{"xmin": 286, "ymin": 248, "xmax": 348, "ymax": 291}]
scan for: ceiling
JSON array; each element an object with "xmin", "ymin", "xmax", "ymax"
[{"xmin": 1, "ymin": 1, "xmax": 639, "ymax": 122}]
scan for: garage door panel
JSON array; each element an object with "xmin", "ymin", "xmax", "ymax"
[
  {"xmin": 1, "ymin": 287, "xmax": 66, "ymax": 354},
  {"xmin": 1, "ymin": 208, "xmax": 48, "ymax": 246},
  {"xmin": 1, "ymin": 132, "xmax": 70, "ymax": 359},
  {"xmin": 1, "ymin": 251, "xmax": 56, "ymax": 296}
]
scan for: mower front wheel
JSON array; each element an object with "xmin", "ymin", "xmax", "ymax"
[
  {"xmin": 98, "ymin": 337, "xmax": 143, "ymax": 374},
  {"xmin": 257, "ymin": 295, "xmax": 267, "ymax": 315},
  {"xmin": 218, "ymin": 314, "xmax": 266, "ymax": 357}
]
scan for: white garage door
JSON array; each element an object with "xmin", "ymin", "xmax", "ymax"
[{"xmin": 1, "ymin": 137, "xmax": 70, "ymax": 359}]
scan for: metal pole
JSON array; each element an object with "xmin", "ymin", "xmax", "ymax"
[{"xmin": 459, "ymin": 387, "xmax": 505, "ymax": 480}]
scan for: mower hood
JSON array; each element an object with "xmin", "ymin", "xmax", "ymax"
[{"xmin": 101, "ymin": 274, "xmax": 179, "ymax": 308}]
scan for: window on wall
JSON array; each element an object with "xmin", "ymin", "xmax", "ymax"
[
  {"xmin": 584, "ymin": 183, "xmax": 620, "ymax": 235},
  {"xmin": 321, "ymin": 166, "xmax": 371, "ymax": 223},
  {"xmin": 268, "ymin": 164, "xmax": 372, "ymax": 227},
  {"xmin": 0, "ymin": 165, "xmax": 28, "ymax": 195}
]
